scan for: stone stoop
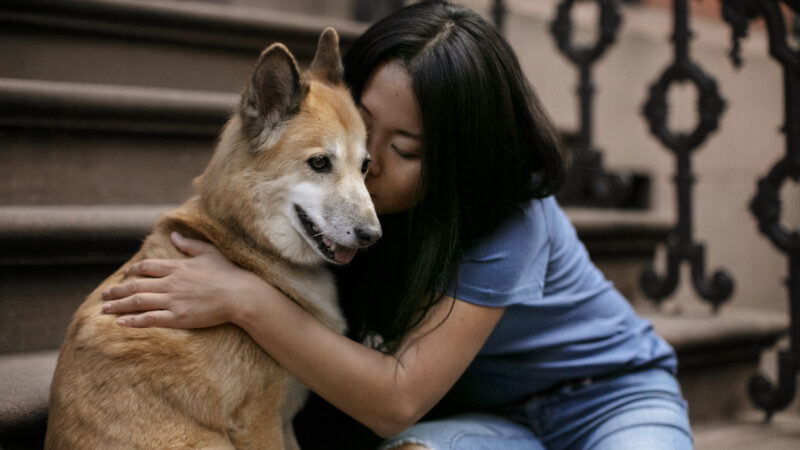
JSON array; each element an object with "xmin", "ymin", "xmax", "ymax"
[
  {"xmin": 0, "ymin": 79, "xmax": 232, "ymax": 206},
  {"xmin": 0, "ymin": 351, "xmax": 58, "ymax": 449},
  {"xmin": 0, "ymin": 1, "xmax": 793, "ymax": 448},
  {"xmin": 0, "ymin": 205, "xmax": 168, "ymax": 354},
  {"xmin": 0, "ymin": 0, "xmax": 366, "ymax": 91},
  {"xmin": 693, "ymin": 410, "xmax": 800, "ymax": 450},
  {"xmin": 0, "ymin": 204, "xmax": 790, "ymax": 446},
  {"xmin": 0, "ymin": 1, "xmax": 363, "ymax": 446},
  {"xmin": 0, "ymin": 0, "xmax": 363, "ymax": 357},
  {"xmin": 640, "ymin": 305, "xmax": 790, "ymax": 424}
]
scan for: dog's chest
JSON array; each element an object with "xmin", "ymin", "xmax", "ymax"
[{"xmin": 279, "ymin": 266, "xmax": 345, "ymax": 334}]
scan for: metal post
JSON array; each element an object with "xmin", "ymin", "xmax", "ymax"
[
  {"xmin": 640, "ymin": 0, "xmax": 733, "ymax": 311},
  {"xmin": 551, "ymin": 0, "xmax": 637, "ymax": 208},
  {"xmin": 722, "ymin": 0, "xmax": 800, "ymax": 420}
]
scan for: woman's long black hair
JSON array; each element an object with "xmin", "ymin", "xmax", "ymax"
[{"xmin": 337, "ymin": 1, "xmax": 565, "ymax": 354}]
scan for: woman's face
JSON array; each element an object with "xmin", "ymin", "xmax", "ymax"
[{"xmin": 359, "ymin": 61, "xmax": 423, "ymax": 215}]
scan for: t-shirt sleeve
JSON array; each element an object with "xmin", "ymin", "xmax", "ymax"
[{"xmin": 445, "ymin": 200, "xmax": 550, "ymax": 307}]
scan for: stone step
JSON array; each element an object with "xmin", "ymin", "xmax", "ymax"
[
  {"xmin": 693, "ymin": 411, "xmax": 800, "ymax": 450},
  {"xmin": 0, "ymin": 205, "xmax": 167, "ymax": 354},
  {"xmin": 0, "ymin": 350, "xmax": 58, "ymax": 449},
  {"xmin": 0, "ymin": 78, "xmax": 233, "ymax": 205},
  {"xmin": 0, "ymin": 0, "xmax": 365, "ymax": 91},
  {"xmin": 640, "ymin": 304, "xmax": 790, "ymax": 424}
]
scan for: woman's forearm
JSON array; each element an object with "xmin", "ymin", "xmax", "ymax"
[{"xmin": 231, "ymin": 291, "xmax": 421, "ymax": 437}]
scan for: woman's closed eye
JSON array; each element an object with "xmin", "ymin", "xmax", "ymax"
[{"xmin": 392, "ymin": 144, "xmax": 418, "ymax": 159}]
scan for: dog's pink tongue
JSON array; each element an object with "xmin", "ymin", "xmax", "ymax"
[{"xmin": 334, "ymin": 246, "xmax": 358, "ymax": 264}]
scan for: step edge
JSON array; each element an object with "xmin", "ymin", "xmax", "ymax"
[
  {"xmin": 0, "ymin": 205, "xmax": 173, "ymax": 265},
  {"xmin": 0, "ymin": 78, "xmax": 236, "ymax": 135},
  {"xmin": 0, "ymin": 349, "xmax": 59, "ymax": 433},
  {"xmin": 640, "ymin": 306, "xmax": 789, "ymax": 351},
  {"xmin": 0, "ymin": 0, "xmax": 367, "ymax": 51}
]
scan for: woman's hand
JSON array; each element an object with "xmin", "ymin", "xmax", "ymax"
[{"xmin": 102, "ymin": 232, "xmax": 274, "ymax": 329}]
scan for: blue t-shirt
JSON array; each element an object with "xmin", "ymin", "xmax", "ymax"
[{"xmin": 442, "ymin": 196, "xmax": 676, "ymax": 409}]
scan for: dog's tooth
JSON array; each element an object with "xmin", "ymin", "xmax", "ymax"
[{"xmin": 330, "ymin": 243, "xmax": 337, "ymax": 251}]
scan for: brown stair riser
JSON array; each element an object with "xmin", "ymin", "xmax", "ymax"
[
  {"xmin": 0, "ymin": 29, "xmax": 261, "ymax": 93},
  {"xmin": 1, "ymin": 129, "xmax": 213, "ymax": 205},
  {"xmin": 0, "ymin": 0, "xmax": 365, "ymax": 92},
  {"xmin": 0, "ymin": 264, "xmax": 115, "ymax": 354}
]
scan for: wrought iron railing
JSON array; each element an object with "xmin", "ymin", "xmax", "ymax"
[
  {"xmin": 486, "ymin": 0, "xmax": 799, "ymax": 422},
  {"xmin": 720, "ymin": 0, "xmax": 800, "ymax": 421}
]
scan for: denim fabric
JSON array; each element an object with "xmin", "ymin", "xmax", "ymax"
[{"xmin": 380, "ymin": 368, "xmax": 692, "ymax": 450}]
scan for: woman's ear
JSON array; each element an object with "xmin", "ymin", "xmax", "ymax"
[
  {"xmin": 309, "ymin": 27, "xmax": 344, "ymax": 86},
  {"xmin": 240, "ymin": 43, "xmax": 309, "ymax": 148}
]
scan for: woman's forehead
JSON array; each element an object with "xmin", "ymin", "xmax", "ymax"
[{"xmin": 361, "ymin": 62, "xmax": 422, "ymax": 135}]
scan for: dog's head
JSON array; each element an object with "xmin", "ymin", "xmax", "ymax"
[{"xmin": 195, "ymin": 28, "xmax": 381, "ymax": 266}]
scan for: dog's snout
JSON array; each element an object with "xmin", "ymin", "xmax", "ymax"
[{"xmin": 354, "ymin": 225, "xmax": 381, "ymax": 246}]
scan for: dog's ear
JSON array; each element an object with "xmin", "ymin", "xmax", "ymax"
[
  {"xmin": 240, "ymin": 43, "xmax": 308, "ymax": 149},
  {"xmin": 309, "ymin": 28, "xmax": 343, "ymax": 85}
]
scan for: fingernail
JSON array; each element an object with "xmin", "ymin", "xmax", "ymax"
[
  {"xmin": 102, "ymin": 289, "xmax": 109, "ymax": 299},
  {"xmin": 116, "ymin": 318, "xmax": 126, "ymax": 326},
  {"xmin": 102, "ymin": 303, "xmax": 110, "ymax": 312},
  {"xmin": 171, "ymin": 231, "xmax": 183, "ymax": 240}
]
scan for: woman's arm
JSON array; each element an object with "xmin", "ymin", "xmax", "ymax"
[
  {"xmin": 236, "ymin": 285, "xmax": 503, "ymax": 437},
  {"xmin": 103, "ymin": 233, "xmax": 505, "ymax": 437}
]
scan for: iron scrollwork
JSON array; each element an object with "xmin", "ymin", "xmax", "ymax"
[
  {"xmin": 551, "ymin": 0, "xmax": 636, "ymax": 208},
  {"xmin": 722, "ymin": 0, "xmax": 800, "ymax": 420},
  {"xmin": 640, "ymin": 0, "xmax": 734, "ymax": 311}
]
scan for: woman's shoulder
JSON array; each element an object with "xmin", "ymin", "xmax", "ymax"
[
  {"xmin": 461, "ymin": 196, "xmax": 556, "ymax": 262},
  {"xmin": 448, "ymin": 197, "xmax": 554, "ymax": 306}
]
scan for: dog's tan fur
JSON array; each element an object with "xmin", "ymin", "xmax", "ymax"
[{"xmin": 45, "ymin": 29, "xmax": 378, "ymax": 450}]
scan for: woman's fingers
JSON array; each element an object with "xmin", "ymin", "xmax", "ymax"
[
  {"xmin": 102, "ymin": 292, "xmax": 167, "ymax": 314},
  {"xmin": 125, "ymin": 259, "xmax": 174, "ymax": 278},
  {"xmin": 102, "ymin": 277, "xmax": 165, "ymax": 300},
  {"xmin": 116, "ymin": 310, "xmax": 176, "ymax": 328},
  {"xmin": 171, "ymin": 232, "xmax": 217, "ymax": 257}
]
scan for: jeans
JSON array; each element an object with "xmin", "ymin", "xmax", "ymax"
[{"xmin": 379, "ymin": 368, "xmax": 693, "ymax": 450}]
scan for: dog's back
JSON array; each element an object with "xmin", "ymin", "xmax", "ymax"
[
  {"xmin": 46, "ymin": 28, "xmax": 376, "ymax": 450},
  {"xmin": 46, "ymin": 210, "xmax": 318, "ymax": 449}
]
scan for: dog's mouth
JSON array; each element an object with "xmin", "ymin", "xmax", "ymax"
[{"xmin": 294, "ymin": 205, "xmax": 358, "ymax": 265}]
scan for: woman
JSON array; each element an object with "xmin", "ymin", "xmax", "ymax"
[{"xmin": 102, "ymin": 2, "xmax": 693, "ymax": 449}]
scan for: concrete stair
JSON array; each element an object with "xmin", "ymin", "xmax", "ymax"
[
  {"xmin": 0, "ymin": 1, "xmax": 364, "ymax": 446},
  {"xmin": 0, "ymin": 0, "xmax": 793, "ymax": 448},
  {"xmin": 0, "ymin": 0, "xmax": 366, "ymax": 91}
]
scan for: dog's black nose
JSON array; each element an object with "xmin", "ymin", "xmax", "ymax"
[{"xmin": 354, "ymin": 226, "xmax": 381, "ymax": 246}]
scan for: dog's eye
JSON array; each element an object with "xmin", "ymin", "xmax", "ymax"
[
  {"xmin": 361, "ymin": 158, "xmax": 370, "ymax": 174},
  {"xmin": 308, "ymin": 155, "xmax": 332, "ymax": 173}
]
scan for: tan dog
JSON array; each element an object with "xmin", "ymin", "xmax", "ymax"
[{"xmin": 45, "ymin": 28, "xmax": 380, "ymax": 450}]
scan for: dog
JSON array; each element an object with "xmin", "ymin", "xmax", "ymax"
[{"xmin": 45, "ymin": 28, "xmax": 380, "ymax": 450}]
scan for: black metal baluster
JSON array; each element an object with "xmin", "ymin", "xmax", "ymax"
[
  {"xmin": 640, "ymin": 0, "xmax": 733, "ymax": 311},
  {"xmin": 551, "ymin": 0, "xmax": 637, "ymax": 208},
  {"xmin": 722, "ymin": 0, "xmax": 800, "ymax": 421},
  {"xmin": 492, "ymin": 0, "xmax": 507, "ymax": 33}
]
